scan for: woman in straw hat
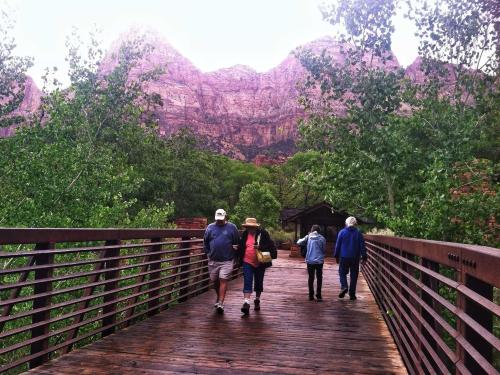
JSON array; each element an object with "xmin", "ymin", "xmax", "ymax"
[{"xmin": 237, "ymin": 217, "xmax": 277, "ymax": 316}]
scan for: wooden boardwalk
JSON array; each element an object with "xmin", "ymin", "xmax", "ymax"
[{"xmin": 31, "ymin": 252, "xmax": 407, "ymax": 374}]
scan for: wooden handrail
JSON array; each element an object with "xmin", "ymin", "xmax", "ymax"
[
  {"xmin": 363, "ymin": 234, "xmax": 500, "ymax": 375},
  {"xmin": 0, "ymin": 228, "xmax": 241, "ymax": 374},
  {"xmin": 0, "ymin": 228, "xmax": 206, "ymax": 244}
]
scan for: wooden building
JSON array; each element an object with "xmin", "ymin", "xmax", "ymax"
[{"xmin": 281, "ymin": 202, "xmax": 371, "ymax": 248}]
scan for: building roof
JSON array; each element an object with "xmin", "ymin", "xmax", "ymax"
[
  {"xmin": 281, "ymin": 201, "xmax": 375, "ymax": 225},
  {"xmin": 280, "ymin": 208, "xmax": 303, "ymax": 221},
  {"xmin": 283, "ymin": 201, "xmax": 345, "ymax": 222}
]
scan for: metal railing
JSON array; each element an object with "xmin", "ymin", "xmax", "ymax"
[
  {"xmin": 0, "ymin": 228, "xmax": 241, "ymax": 374},
  {"xmin": 2, "ymin": 228, "xmax": 498, "ymax": 374},
  {"xmin": 363, "ymin": 235, "xmax": 500, "ymax": 375}
]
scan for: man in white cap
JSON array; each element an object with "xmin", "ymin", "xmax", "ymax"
[
  {"xmin": 334, "ymin": 216, "xmax": 367, "ymax": 300},
  {"xmin": 203, "ymin": 208, "xmax": 240, "ymax": 314}
]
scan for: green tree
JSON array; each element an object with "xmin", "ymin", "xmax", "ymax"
[
  {"xmin": 0, "ymin": 31, "xmax": 173, "ymax": 228},
  {"xmin": 297, "ymin": 0, "xmax": 498, "ymax": 245},
  {"xmin": 299, "ymin": 0, "xmax": 414, "ymax": 220},
  {"xmin": 0, "ymin": 125, "xmax": 139, "ymax": 227},
  {"xmin": 269, "ymin": 151, "xmax": 325, "ymax": 208},
  {"xmin": 161, "ymin": 128, "xmax": 219, "ymax": 218},
  {"xmin": 212, "ymin": 155, "xmax": 270, "ymax": 210},
  {"xmin": 233, "ymin": 182, "xmax": 281, "ymax": 229},
  {"xmin": 154, "ymin": 128, "xmax": 272, "ymax": 219},
  {"xmin": 407, "ymin": 0, "xmax": 499, "ymax": 161}
]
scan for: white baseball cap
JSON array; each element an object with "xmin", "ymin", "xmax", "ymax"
[
  {"xmin": 346, "ymin": 216, "xmax": 357, "ymax": 226},
  {"xmin": 214, "ymin": 209, "xmax": 226, "ymax": 220}
]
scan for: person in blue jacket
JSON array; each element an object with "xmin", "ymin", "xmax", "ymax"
[
  {"xmin": 297, "ymin": 224, "xmax": 326, "ymax": 301},
  {"xmin": 334, "ymin": 216, "xmax": 367, "ymax": 300}
]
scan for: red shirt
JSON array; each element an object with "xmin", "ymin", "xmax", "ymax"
[{"xmin": 243, "ymin": 232, "xmax": 259, "ymax": 267}]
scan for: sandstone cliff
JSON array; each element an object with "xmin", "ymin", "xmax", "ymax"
[
  {"xmin": 0, "ymin": 76, "xmax": 42, "ymax": 137},
  {"xmin": 102, "ymin": 34, "xmax": 402, "ymax": 160},
  {"xmin": 2, "ymin": 34, "xmax": 425, "ymax": 161}
]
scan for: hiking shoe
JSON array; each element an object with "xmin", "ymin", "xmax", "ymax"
[
  {"xmin": 241, "ymin": 302, "xmax": 250, "ymax": 315},
  {"xmin": 349, "ymin": 295, "xmax": 357, "ymax": 301},
  {"xmin": 338, "ymin": 288, "xmax": 348, "ymax": 298},
  {"xmin": 214, "ymin": 301, "xmax": 220, "ymax": 309},
  {"xmin": 216, "ymin": 304, "xmax": 224, "ymax": 314},
  {"xmin": 316, "ymin": 295, "xmax": 323, "ymax": 302},
  {"xmin": 254, "ymin": 299, "xmax": 260, "ymax": 311},
  {"xmin": 309, "ymin": 294, "xmax": 315, "ymax": 301}
]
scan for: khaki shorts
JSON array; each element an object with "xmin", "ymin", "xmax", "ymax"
[{"xmin": 208, "ymin": 260, "xmax": 234, "ymax": 281}]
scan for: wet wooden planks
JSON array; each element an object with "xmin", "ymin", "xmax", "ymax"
[{"xmin": 30, "ymin": 252, "xmax": 407, "ymax": 374}]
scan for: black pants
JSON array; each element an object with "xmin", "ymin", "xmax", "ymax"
[
  {"xmin": 339, "ymin": 257, "xmax": 360, "ymax": 297},
  {"xmin": 307, "ymin": 263, "xmax": 323, "ymax": 298}
]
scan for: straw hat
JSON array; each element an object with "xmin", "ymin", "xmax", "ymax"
[{"xmin": 242, "ymin": 217, "xmax": 260, "ymax": 228}]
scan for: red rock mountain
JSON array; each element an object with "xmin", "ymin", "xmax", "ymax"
[
  {"xmin": 106, "ymin": 34, "xmax": 321, "ymax": 160},
  {"xmin": 4, "ymin": 35, "xmax": 413, "ymax": 161},
  {"xmin": 102, "ymin": 34, "xmax": 401, "ymax": 160},
  {"xmin": 0, "ymin": 76, "xmax": 42, "ymax": 138}
]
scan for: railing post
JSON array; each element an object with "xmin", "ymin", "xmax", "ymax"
[
  {"xmin": 202, "ymin": 251, "xmax": 210, "ymax": 293},
  {"xmin": 421, "ymin": 258, "xmax": 440, "ymax": 355},
  {"xmin": 102, "ymin": 240, "xmax": 121, "ymax": 337},
  {"xmin": 178, "ymin": 237, "xmax": 191, "ymax": 302},
  {"xmin": 147, "ymin": 238, "xmax": 163, "ymax": 316},
  {"xmin": 189, "ymin": 245, "xmax": 203, "ymax": 296},
  {"xmin": 392, "ymin": 246, "xmax": 403, "ymax": 319},
  {"xmin": 464, "ymin": 274, "xmax": 493, "ymax": 374},
  {"xmin": 456, "ymin": 251, "xmax": 466, "ymax": 375},
  {"xmin": 30, "ymin": 242, "xmax": 55, "ymax": 369}
]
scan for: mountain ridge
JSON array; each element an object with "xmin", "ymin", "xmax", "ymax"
[{"xmin": 2, "ymin": 33, "xmax": 422, "ymax": 161}]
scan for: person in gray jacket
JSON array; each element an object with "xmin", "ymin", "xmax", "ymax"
[{"xmin": 297, "ymin": 224, "xmax": 326, "ymax": 301}]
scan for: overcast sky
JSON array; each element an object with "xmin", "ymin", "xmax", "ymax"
[{"xmin": 4, "ymin": 0, "xmax": 419, "ymax": 88}]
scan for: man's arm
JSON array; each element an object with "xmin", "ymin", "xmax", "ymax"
[
  {"xmin": 231, "ymin": 223, "xmax": 240, "ymax": 246},
  {"xmin": 334, "ymin": 231, "xmax": 342, "ymax": 259},
  {"xmin": 296, "ymin": 235, "xmax": 308, "ymax": 245},
  {"xmin": 203, "ymin": 226, "xmax": 211, "ymax": 255}
]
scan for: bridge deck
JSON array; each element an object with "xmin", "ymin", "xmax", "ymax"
[{"xmin": 31, "ymin": 252, "xmax": 406, "ymax": 374}]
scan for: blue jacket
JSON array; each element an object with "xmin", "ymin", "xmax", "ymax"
[
  {"xmin": 203, "ymin": 222, "xmax": 240, "ymax": 261},
  {"xmin": 334, "ymin": 226, "xmax": 367, "ymax": 259},
  {"xmin": 297, "ymin": 231, "xmax": 326, "ymax": 264}
]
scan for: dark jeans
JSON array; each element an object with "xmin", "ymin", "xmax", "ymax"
[
  {"xmin": 307, "ymin": 263, "xmax": 323, "ymax": 298},
  {"xmin": 339, "ymin": 257, "xmax": 360, "ymax": 296},
  {"xmin": 242, "ymin": 262, "xmax": 266, "ymax": 293}
]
